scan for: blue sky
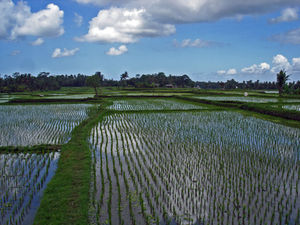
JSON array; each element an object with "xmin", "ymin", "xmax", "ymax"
[{"xmin": 0, "ymin": 0, "xmax": 300, "ymax": 82}]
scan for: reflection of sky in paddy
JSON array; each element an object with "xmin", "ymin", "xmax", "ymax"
[
  {"xmin": 194, "ymin": 96, "xmax": 300, "ymax": 103},
  {"xmin": 0, "ymin": 152, "xmax": 60, "ymax": 225},
  {"xmin": 282, "ymin": 105, "xmax": 300, "ymax": 111}
]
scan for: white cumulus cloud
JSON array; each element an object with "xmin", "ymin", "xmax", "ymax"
[
  {"xmin": 272, "ymin": 27, "xmax": 300, "ymax": 44},
  {"xmin": 75, "ymin": 1, "xmax": 300, "ymax": 44},
  {"xmin": 227, "ymin": 68, "xmax": 237, "ymax": 75},
  {"xmin": 271, "ymin": 54, "xmax": 292, "ymax": 73},
  {"xmin": 76, "ymin": 7, "xmax": 175, "ymax": 44},
  {"xmin": 106, "ymin": 45, "xmax": 128, "ymax": 55},
  {"xmin": 175, "ymin": 38, "xmax": 222, "ymax": 48},
  {"xmin": 52, "ymin": 48, "xmax": 79, "ymax": 58},
  {"xmin": 219, "ymin": 54, "xmax": 300, "ymax": 78},
  {"xmin": 269, "ymin": 7, "xmax": 298, "ymax": 23},
  {"xmin": 74, "ymin": 13, "xmax": 83, "ymax": 27},
  {"xmin": 217, "ymin": 70, "xmax": 227, "ymax": 75},
  {"xmin": 217, "ymin": 68, "xmax": 237, "ymax": 75},
  {"xmin": 31, "ymin": 38, "xmax": 44, "ymax": 46},
  {"xmin": 0, "ymin": 1, "xmax": 64, "ymax": 40},
  {"xmin": 75, "ymin": 0, "xmax": 300, "ymax": 24},
  {"xmin": 241, "ymin": 62, "xmax": 270, "ymax": 74},
  {"xmin": 292, "ymin": 57, "xmax": 300, "ymax": 71}
]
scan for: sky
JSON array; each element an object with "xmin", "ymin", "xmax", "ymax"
[{"xmin": 0, "ymin": 0, "xmax": 300, "ymax": 82}]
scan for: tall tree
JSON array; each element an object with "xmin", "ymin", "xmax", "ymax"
[
  {"xmin": 276, "ymin": 70, "xmax": 289, "ymax": 96},
  {"xmin": 120, "ymin": 71, "xmax": 129, "ymax": 81},
  {"xmin": 86, "ymin": 72, "xmax": 103, "ymax": 96},
  {"xmin": 120, "ymin": 71, "xmax": 129, "ymax": 87}
]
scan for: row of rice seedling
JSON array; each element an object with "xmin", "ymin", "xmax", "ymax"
[
  {"xmin": 283, "ymin": 105, "xmax": 300, "ymax": 111},
  {"xmin": 108, "ymin": 99, "xmax": 206, "ymax": 111},
  {"xmin": 89, "ymin": 111, "xmax": 300, "ymax": 224},
  {"xmin": 0, "ymin": 151, "xmax": 60, "ymax": 225},
  {"xmin": 192, "ymin": 96, "xmax": 300, "ymax": 103},
  {"xmin": 0, "ymin": 104, "xmax": 91, "ymax": 146},
  {"xmin": 44, "ymin": 94, "xmax": 95, "ymax": 99},
  {"xmin": 89, "ymin": 117, "xmax": 151, "ymax": 225}
]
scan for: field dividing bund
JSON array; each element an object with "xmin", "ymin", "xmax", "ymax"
[
  {"xmin": 2, "ymin": 96, "xmax": 300, "ymax": 224},
  {"xmin": 33, "ymin": 104, "xmax": 106, "ymax": 225},
  {"xmin": 0, "ymin": 102, "xmax": 103, "ymax": 225},
  {"xmin": 88, "ymin": 98, "xmax": 300, "ymax": 225},
  {"xmin": 176, "ymin": 96, "xmax": 300, "ymax": 122}
]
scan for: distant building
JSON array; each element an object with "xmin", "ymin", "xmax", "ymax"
[{"xmin": 165, "ymin": 84, "xmax": 174, "ymax": 88}]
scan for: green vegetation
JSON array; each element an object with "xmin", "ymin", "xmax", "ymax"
[
  {"xmin": 0, "ymin": 87, "xmax": 300, "ymax": 225},
  {"xmin": 277, "ymin": 70, "xmax": 290, "ymax": 96},
  {"xmin": 33, "ymin": 104, "xmax": 107, "ymax": 225},
  {"xmin": 0, "ymin": 104, "xmax": 91, "ymax": 146},
  {"xmin": 89, "ymin": 103, "xmax": 300, "ymax": 224},
  {"xmin": 86, "ymin": 72, "xmax": 104, "ymax": 96},
  {"xmin": 2, "ymin": 71, "xmax": 300, "ymax": 94},
  {"xmin": 0, "ymin": 149, "xmax": 60, "ymax": 225}
]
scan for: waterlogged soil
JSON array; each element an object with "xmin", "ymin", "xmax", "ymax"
[
  {"xmin": 44, "ymin": 94, "xmax": 95, "ymax": 99},
  {"xmin": 90, "ymin": 111, "xmax": 300, "ymax": 225},
  {"xmin": 89, "ymin": 123, "xmax": 145, "ymax": 225},
  {"xmin": 193, "ymin": 96, "xmax": 300, "ymax": 103},
  {"xmin": 0, "ymin": 104, "xmax": 91, "ymax": 146},
  {"xmin": 108, "ymin": 99, "xmax": 207, "ymax": 111},
  {"xmin": 0, "ymin": 151, "xmax": 60, "ymax": 225}
]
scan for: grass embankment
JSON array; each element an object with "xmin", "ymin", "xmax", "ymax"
[
  {"xmin": 8, "ymin": 98, "xmax": 99, "ymax": 104},
  {"xmin": 0, "ymin": 144, "xmax": 61, "ymax": 153},
  {"xmin": 240, "ymin": 103, "xmax": 300, "ymax": 121},
  {"xmin": 34, "ymin": 103, "xmax": 108, "ymax": 225},
  {"xmin": 176, "ymin": 96, "xmax": 300, "ymax": 122}
]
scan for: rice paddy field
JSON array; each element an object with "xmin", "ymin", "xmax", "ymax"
[
  {"xmin": 0, "ymin": 104, "xmax": 91, "ymax": 146},
  {"xmin": 0, "ymin": 103, "xmax": 95, "ymax": 225},
  {"xmin": 108, "ymin": 99, "xmax": 207, "ymax": 111},
  {"xmin": 192, "ymin": 96, "xmax": 300, "ymax": 103},
  {"xmin": 88, "ymin": 101, "xmax": 300, "ymax": 225},
  {"xmin": 0, "ymin": 91, "xmax": 300, "ymax": 225},
  {"xmin": 43, "ymin": 94, "xmax": 95, "ymax": 99},
  {"xmin": 283, "ymin": 105, "xmax": 300, "ymax": 112},
  {"xmin": 0, "ymin": 151, "xmax": 60, "ymax": 225}
]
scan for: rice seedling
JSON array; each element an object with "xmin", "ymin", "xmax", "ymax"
[
  {"xmin": 108, "ymin": 99, "xmax": 206, "ymax": 111},
  {"xmin": 0, "ymin": 151, "xmax": 60, "ymax": 225},
  {"xmin": 282, "ymin": 105, "xmax": 300, "ymax": 111},
  {"xmin": 192, "ymin": 96, "xmax": 300, "ymax": 103},
  {"xmin": 0, "ymin": 104, "xmax": 92, "ymax": 146},
  {"xmin": 89, "ymin": 110, "xmax": 300, "ymax": 225},
  {"xmin": 44, "ymin": 94, "xmax": 95, "ymax": 99}
]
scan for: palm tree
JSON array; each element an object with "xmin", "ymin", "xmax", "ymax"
[
  {"xmin": 120, "ymin": 71, "xmax": 129, "ymax": 81},
  {"xmin": 276, "ymin": 70, "xmax": 289, "ymax": 96},
  {"xmin": 120, "ymin": 71, "xmax": 129, "ymax": 87}
]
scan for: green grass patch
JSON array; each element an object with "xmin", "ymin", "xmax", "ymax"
[
  {"xmin": 33, "ymin": 103, "xmax": 110, "ymax": 225},
  {"xmin": 176, "ymin": 96, "xmax": 300, "ymax": 127},
  {"xmin": 0, "ymin": 144, "xmax": 61, "ymax": 153}
]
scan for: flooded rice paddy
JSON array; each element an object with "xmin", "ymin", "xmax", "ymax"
[
  {"xmin": 89, "ymin": 110, "xmax": 300, "ymax": 225},
  {"xmin": 0, "ymin": 104, "xmax": 91, "ymax": 146},
  {"xmin": 0, "ymin": 151, "xmax": 60, "ymax": 225},
  {"xmin": 108, "ymin": 99, "xmax": 206, "ymax": 111},
  {"xmin": 193, "ymin": 96, "xmax": 300, "ymax": 103}
]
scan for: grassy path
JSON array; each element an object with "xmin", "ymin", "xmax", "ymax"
[{"xmin": 34, "ymin": 104, "xmax": 107, "ymax": 225}]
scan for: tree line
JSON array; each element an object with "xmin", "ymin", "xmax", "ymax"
[{"xmin": 0, "ymin": 71, "xmax": 299, "ymax": 94}]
